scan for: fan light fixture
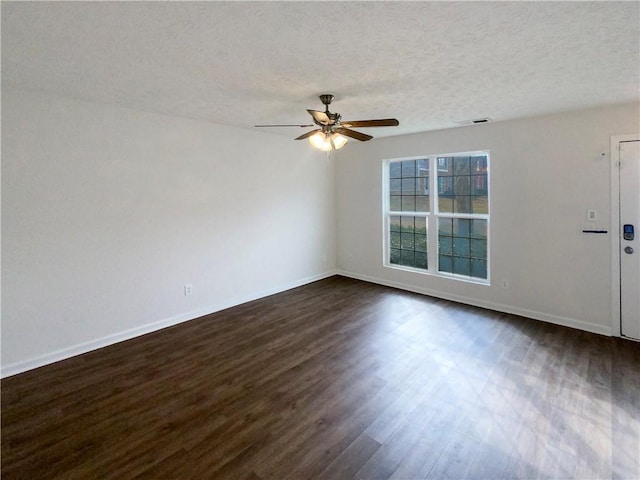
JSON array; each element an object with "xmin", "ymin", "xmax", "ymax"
[{"xmin": 308, "ymin": 132, "xmax": 348, "ymax": 151}]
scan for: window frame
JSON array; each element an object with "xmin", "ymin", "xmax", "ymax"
[{"xmin": 383, "ymin": 151, "xmax": 490, "ymax": 285}]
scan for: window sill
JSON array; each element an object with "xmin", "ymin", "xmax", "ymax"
[{"xmin": 385, "ymin": 263, "xmax": 491, "ymax": 286}]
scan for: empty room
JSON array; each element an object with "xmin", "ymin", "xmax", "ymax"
[{"xmin": 2, "ymin": 1, "xmax": 639, "ymax": 479}]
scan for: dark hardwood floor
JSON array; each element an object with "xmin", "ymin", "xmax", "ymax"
[{"xmin": 2, "ymin": 276, "xmax": 639, "ymax": 479}]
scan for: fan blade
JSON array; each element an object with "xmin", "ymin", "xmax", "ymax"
[
  {"xmin": 340, "ymin": 119, "xmax": 399, "ymax": 128},
  {"xmin": 295, "ymin": 129, "xmax": 321, "ymax": 140},
  {"xmin": 334, "ymin": 127, "xmax": 373, "ymax": 142},
  {"xmin": 255, "ymin": 124, "xmax": 314, "ymax": 127},
  {"xmin": 307, "ymin": 110, "xmax": 332, "ymax": 125}
]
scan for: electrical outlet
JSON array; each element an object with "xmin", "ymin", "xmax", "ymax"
[
  {"xmin": 501, "ymin": 279, "xmax": 509, "ymax": 289},
  {"xmin": 587, "ymin": 209, "xmax": 597, "ymax": 221},
  {"xmin": 184, "ymin": 284, "xmax": 193, "ymax": 296}
]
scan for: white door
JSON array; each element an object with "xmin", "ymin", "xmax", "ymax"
[{"xmin": 620, "ymin": 140, "xmax": 640, "ymax": 339}]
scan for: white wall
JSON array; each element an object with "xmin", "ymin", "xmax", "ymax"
[
  {"xmin": 3, "ymin": 92, "xmax": 637, "ymax": 377},
  {"xmin": 336, "ymin": 102, "xmax": 639, "ymax": 335},
  {"xmin": 1, "ymin": 89, "xmax": 336, "ymax": 375}
]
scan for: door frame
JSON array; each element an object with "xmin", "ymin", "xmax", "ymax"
[{"xmin": 610, "ymin": 134, "xmax": 640, "ymax": 337}]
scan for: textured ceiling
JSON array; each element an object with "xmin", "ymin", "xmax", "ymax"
[{"xmin": 2, "ymin": 1, "xmax": 639, "ymax": 138}]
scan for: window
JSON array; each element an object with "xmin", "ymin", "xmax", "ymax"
[{"xmin": 384, "ymin": 152, "xmax": 489, "ymax": 283}]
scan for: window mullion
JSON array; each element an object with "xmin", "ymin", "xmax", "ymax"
[{"xmin": 428, "ymin": 156, "xmax": 438, "ymax": 273}]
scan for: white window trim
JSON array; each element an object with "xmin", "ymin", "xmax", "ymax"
[{"xmin": 383, "ymin": 151, "xmax": 491, "ymax": 285}]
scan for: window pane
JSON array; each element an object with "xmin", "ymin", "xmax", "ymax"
[
  {"xmin": 454, "ymin": 176, "xmax": 471, "ymax": 196},
  {"xmin": 471, "ymin": 175, "xmax": 487, "ymax": 194},
  {"xmin": 400, "ymin": 249, "xmax": 414, "ymax": 266},
  {"xmin": 470, "ymin": 219, "xmax": 487, "ymax": 239},
  {"xmin": 472, "ymin": 196, "xmax": 488, "ymax": 214},
  {"xmin": 390, "ymin": 162, "xmax": 402, "ymax": 178},
  {"xmin": 437, "ymin": 154, "xmax": 487, "ymax": 214},
  {"xmin": 471, "ymin": 155, "xmax": 488, "ymax": 174},
  {"xmin": 439, "ymin": 255, "xmax": 453, "ymax": 273},
  {"xmin": 470, "ymin": 239, "xmax": 486, "ymax": 258},
  {"xmin": 400, "ymin": 216, "xmax": 414, "ymax": 233},
  {"xmin": 390, "ymin": 178, "xmax": 402, "ymax": 195},
  {"xmin": 437, "ymin": 157, "xmax": 453, "ymax": 174},
  {"xmin": 471, "ymin": 259, "xmax": 487, "ymax": 278},
  {"xmin": 438, "ymin": 197, "xmax": 454, "ymax": 213},
  {"xmin": 415, "ymin": 219, "xmax": 426, "ymax": 246},
  {"xmin": 453, "ymin": 257, "xmax": 471, "ymax": 276},
  {"xmin": 438, "ymin": 218, "xmax": 453, "ymax": 236},
  {"xmin": 415, "ymin": 196, "xmax": 429, "ymax": 212},
  {"xmin": 453, "ymin": 196, "xmax": 472, "ymax": 214},
  {"xmin": 401, "ymin": 232, "xmax": 415, "ymax": 250},
  {"xmin": 453, "ymin": 237, "xmax": 470, "ymax": 257},
  {"xmin": 438, "ymin": 216, "xmax": 487, "ymax": 279},
  {"xmin": 401, "ymin": 196, "xmax": 416, "ymax": 211},
  {"xmin": 439, "ymin": 235, "xmax": 452, "ymax": 255},
  {"xmin": 417, "ymin": 159, "xmax": 429, "ymax": 177},
  {"xmin": 415, "ymin": 217, "xmax": 428, "ymax": 253},
  {"xmin": 401, "ymin": 178, "xmax": 416, "ymax": 195},
  {"xmin": 438, "ymin": 176, "xmax": 453, "ymax": 195},
  {"xmin": 390, "ymin": 231, "xmax": 401, "ymax": 249},
  {"xmin": 454, "ymin": 156, "xmax": 470, "ymax": 175},
  {"xmin": 387, "ymin": 215, "xmax": 428, "ymax": 271},
  {"xmin": 391, "ymin": 161, "xmax": 430, "ymax": 213},
  {"xmin": 417, "ymin": 177, "xmax": 429, "ymax": 195},
  {"xmin": 453, "ymin": 219, "xmax": 470, "ymax": 237},
  {"xmin": 401, "ymin": 160, "xmax": 416, "ymax": 177}
]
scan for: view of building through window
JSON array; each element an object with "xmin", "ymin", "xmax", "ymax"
[{"xmin": 385, "ymin": 152, "xmax": 489, "ymax": 282}]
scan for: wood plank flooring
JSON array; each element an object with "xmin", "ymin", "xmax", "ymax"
[{"xmin": 2, "ymin": 276, "xmax": 639, "ymax": 479}]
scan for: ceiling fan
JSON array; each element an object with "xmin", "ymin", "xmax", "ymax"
[{"xmin": 255, "ymin": 94, "xmax": 399, "ymax": 151}]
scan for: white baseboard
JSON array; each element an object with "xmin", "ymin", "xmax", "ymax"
[
  {"xmin": 1, "ymin": 271, "xmax": 337, "ymax": 378},
  {"xmin": 336, "ymin": 269, "xmax": 612, "ymax": 337}
]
